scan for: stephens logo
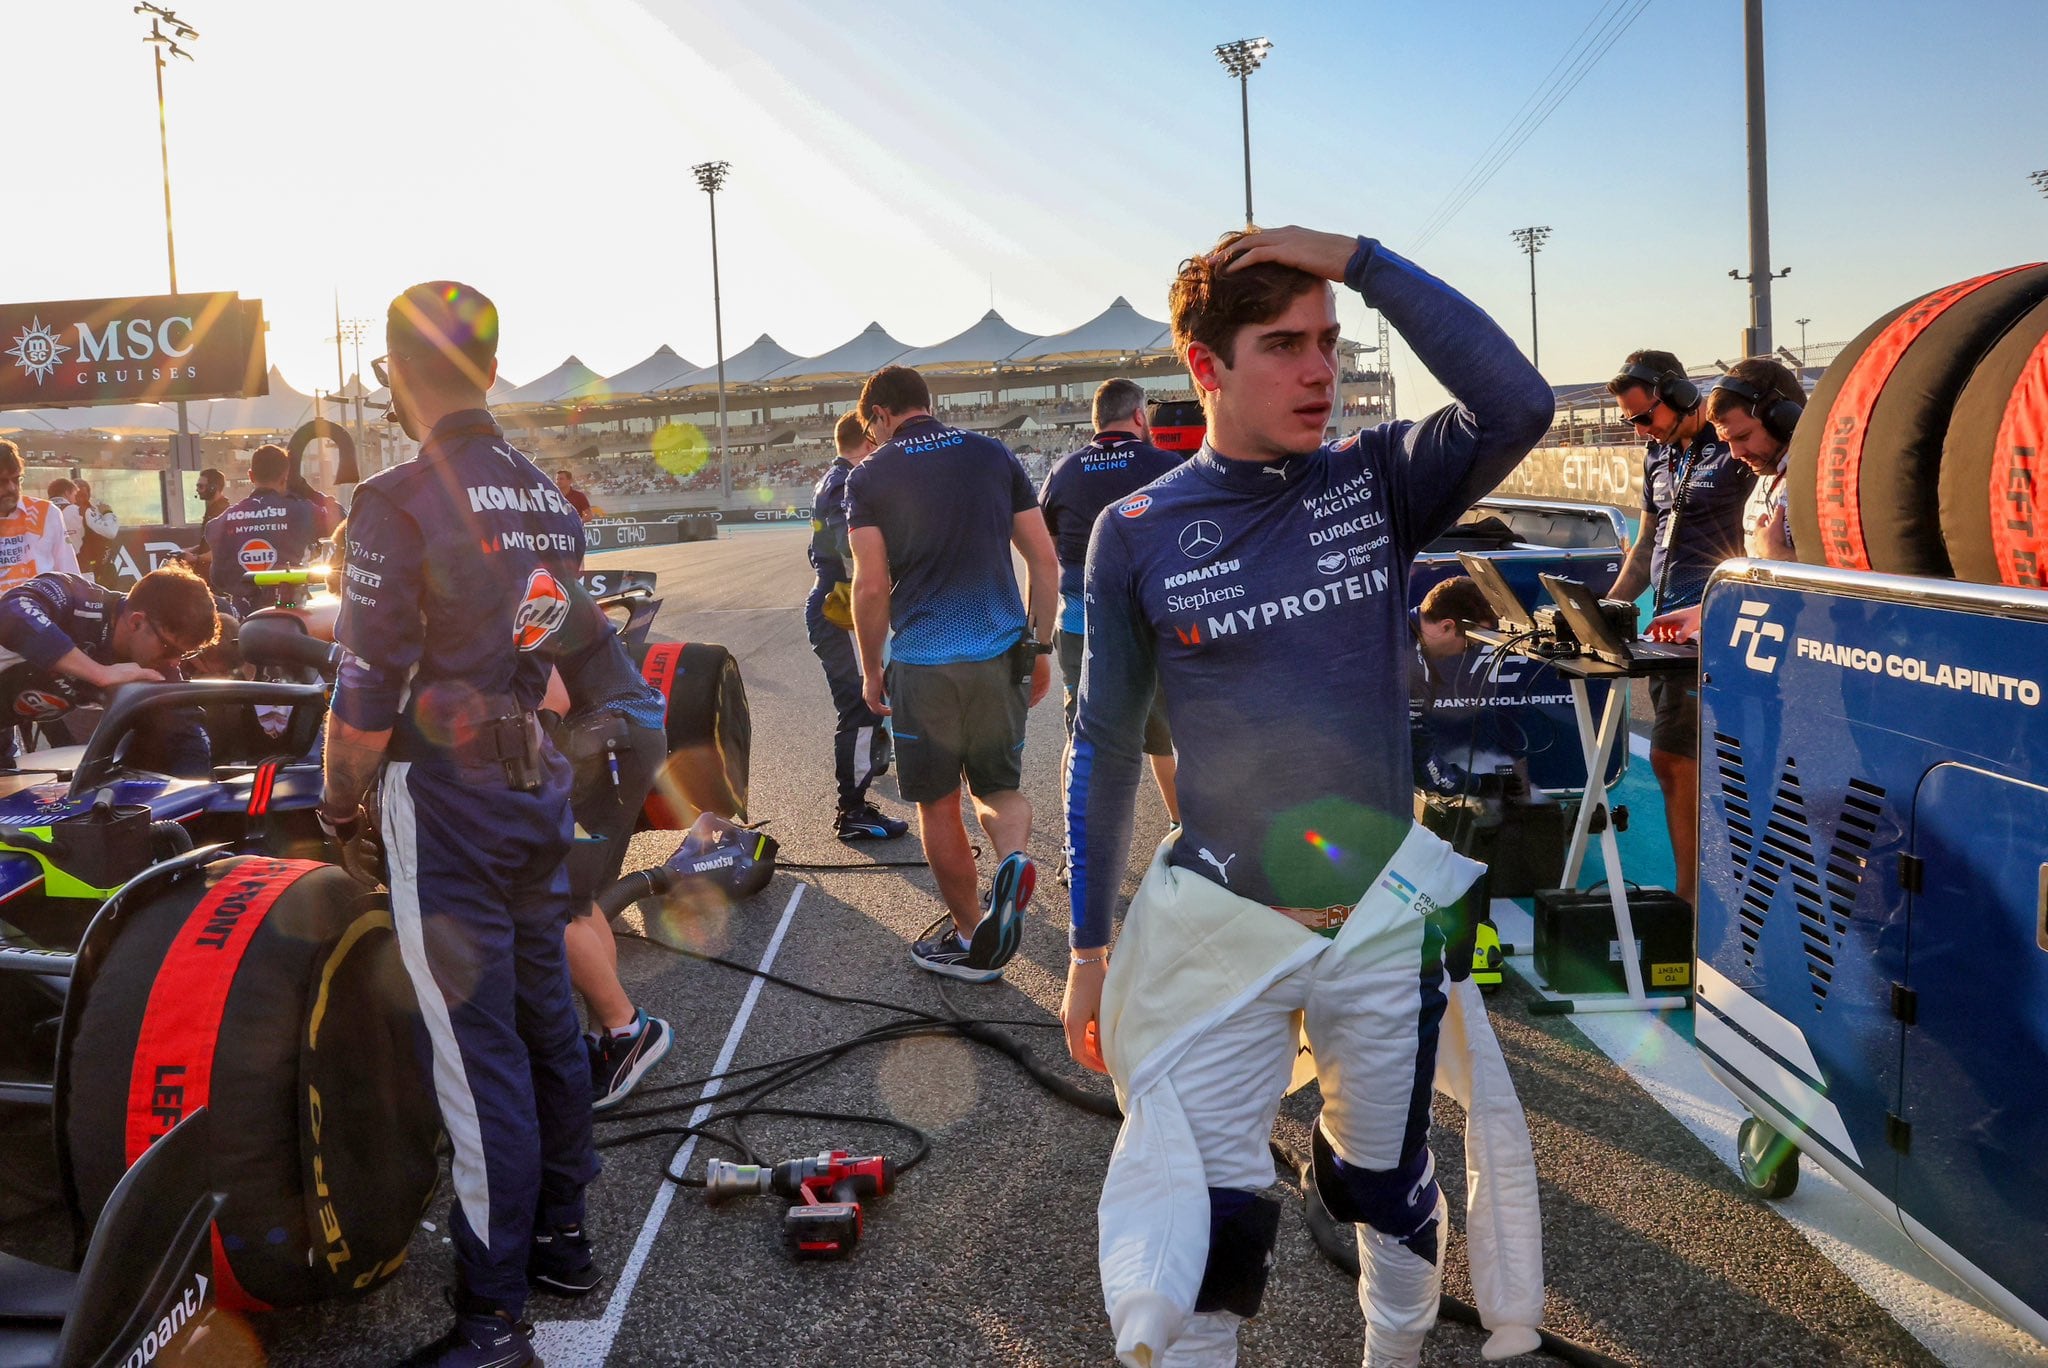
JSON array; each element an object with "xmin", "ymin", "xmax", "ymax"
[
  {"xmin": 514, "ymin": 568, "xmax": 570, "ymax": 651},
  {"xmin": 1728, "ymin": 600, "xmax": 1785, "ymax": 674},
  {"xmin": 5, "ymin": 318, "xmax": 66, "ymax": 385},
  {"xmin": 1117, "ymin": 494, "xmax": 1152, "ymax": 519},
  {"xmin": 1178, "ymin": 520, "xmax": 1222, "ymax": 559},
  {"xmin": 237, "ymin": 539, "xmax": 278, "ymax": 572}
]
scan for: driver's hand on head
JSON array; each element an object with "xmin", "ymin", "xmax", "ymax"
[
  {"xmin": 1645, "ymin": 604, "xmax": 1702, "ymax": 644},
  {"xmin": 1219, "ymin": 226, "xmax": 1358, "ymax": 283},
  {"xmin": 99, "ymin": 662, "xmax": 165, "ymax": 687},
  {"xmin": 1062, "ymin": 955, "xmax": 1110, "ymax": 1074}
]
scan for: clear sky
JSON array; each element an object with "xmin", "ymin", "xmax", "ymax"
[{"xmin": 8, "ymin": 0, "xmax": 2044, "ymax": 411}]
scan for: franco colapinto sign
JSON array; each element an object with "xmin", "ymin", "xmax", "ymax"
[{"xmin": 0, "ymin": 292, "xmax": 266, "ymax": 408}]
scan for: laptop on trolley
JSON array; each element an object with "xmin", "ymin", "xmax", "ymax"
[{"xmin": 1537, "ymin": 573, "xmax": 1698, "ymax": 672}]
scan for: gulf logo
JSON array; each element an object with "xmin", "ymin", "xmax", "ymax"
[
  {"xmin": 238, "ymin": 539, "xmax": 278, "ymax": 571},
  {"xmin": 513, "ymin": 568, "xmax": 571, "ymax": 651},
  {"xmin": 1117, "ymin": 494, "xmax": 1152, "ymax": 519}
]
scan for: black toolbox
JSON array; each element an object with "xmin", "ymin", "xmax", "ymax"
[{"xmin": 1532, "ymin": 885, "xmax": 1695, "ymax": 994}]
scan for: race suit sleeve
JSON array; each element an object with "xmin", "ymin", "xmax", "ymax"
[
  {"xmin": 330, "ymin": 486, "xmax": 425, "ymax": 732},
  {"xmin": 0, "ymin": 575, "xmax": 84, "ymax": 671},
  {"xmin": 1344, "ymin": 238, "xmax": 1556, "ymax": 560},
  {"xmin": 1066, "ymin": 508, "xmax": 1154, "ymax": 949}
]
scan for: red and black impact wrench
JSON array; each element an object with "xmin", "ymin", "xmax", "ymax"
[{"xmin": 703, "ymin": 1151, "xmax": 896, "ymax": 1258}]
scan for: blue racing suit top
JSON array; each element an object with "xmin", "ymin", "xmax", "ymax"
[
  {"xmin": 0, "ymin": 572, "xmax": 209, "ymax": 775},
  {"xmin": 333, "ymin": 410, "xmax": 587, "ymax": 768},
  {"xmin": 203, "ymin": 488, "xmax": 321, "ymax": 609},
  {"xmin": 1641, "ymin": 427, "xmax": 1752, "ymax": 614},
  {"xmin": 1039, "ymin": 432, "xmax": 1186, "ymax": 635},
  {"xmin": 808, "ymin": 456, "xmax": 854, "ymax": 585},
  {"xmin": 1066, "ymin": 238, "xmax": 1555, "ymax": 946},
  {"xmin": 844, "ymin": 415, "xmax": 1037, "ymax": 666}
]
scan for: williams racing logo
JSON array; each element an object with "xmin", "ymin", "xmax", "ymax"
[
  {"xmin": 5, "ymin": 318, "xmax": 67, "ymax": 385},
  {"xmin": 237, "ymin": 539, "xmax": 279, "ymax": 573},
  {"xmin": 1728, "ymin": 600, "xmax": 1785, "ymax": 674},
  {"xmin": 514, "ymin": 568, "xmax": 570, "ymax": 651}
]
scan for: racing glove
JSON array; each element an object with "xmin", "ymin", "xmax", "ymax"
[{"xmin": 318, "ymin": 805, "xmax": 385, "ymax": 888}]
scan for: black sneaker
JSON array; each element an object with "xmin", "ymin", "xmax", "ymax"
[
  {"xmin": 835, "ymin": 801, "xmax": 908, "ymax": 841},
  {"xmin": 529, "ymin": 1222, "xmax": 602, "ymax": 1298},
  {"xmin": 591, "ymin": 1010, "xmax": 673, "ymax": 1112},
  {"xmin": 908, "ymin": 852, "xmax": 1034, "ymax": 982},
  {"xmin": 397, "ymin": 1292, "xmax": 537, "ymax": 1368}
]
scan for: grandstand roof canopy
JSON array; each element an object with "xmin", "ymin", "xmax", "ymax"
[
  {"xmin": 894, "ymin": 310, "xmax": 1040, "ymax": 373},
  {"xmin": 764, "ymin": 323, "xmax": 912, "ymax": 383},
  {"xmin": 568, "ymin": 345, "xmax": 699, "ymax": 403},
  {"xmin": 1007, "ymin": 297, "xmax": 1169, "ymax": 363},
  {"xmin": 659, "ymin": 334, "xmax": 802, "ymax": 391},
  {"xmin": 505, "ymin": 357, "xmax": 604, "ymax": 406},
  {"xmin": 198, "ymin": 365, "xmax": 319, "ymax": 435}
]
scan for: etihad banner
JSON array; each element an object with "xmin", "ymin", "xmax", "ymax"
[
  {"xmin": 1494, "ymin": 444, "xmax": 1644, "ymax": 507},
  {"xmin": 0, "ymin": 292, "xmax": 266, "ymax": 408}
]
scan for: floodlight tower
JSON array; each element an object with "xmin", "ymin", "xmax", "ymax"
[
  {"xmin": 1213, "ymin": 38, "xmax": 1273, "ymax": 228},
  {"xmin": 1510, "ymin": 226, "xmax": 1551, "ymax": 370},
  {"xmin": 138, "ymin": 3, "xmax": 200, "ymax": 523},
  {"xmin": 693, "ymin": 160, "xmax": 733, "ymax": 505},
  {"xmin": 1795, "ymin": 317, "xmax": 1811, "ymax": 368}
]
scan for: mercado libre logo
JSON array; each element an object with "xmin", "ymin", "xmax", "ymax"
[{"xmin": 5, "ymin": 318, "xmax": 68, "ymax": 385}]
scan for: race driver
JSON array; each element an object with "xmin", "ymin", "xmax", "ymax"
[
  {"xmin": 321, "ymin": 282, "xmax": 596, "ymax": 1368},
  {"xmin": 1065, "ymin": 226, "xmax": 1554, "ymax": 1366}
]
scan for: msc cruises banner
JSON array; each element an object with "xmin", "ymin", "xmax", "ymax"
[{"xmin": 0, "ymin": 292, "xmax": 267, "ymax": 408}]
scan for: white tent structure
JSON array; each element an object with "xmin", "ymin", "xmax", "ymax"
[
  {"xmin": 194, "ymin": 366, "xmax": 320, "ymax": 435},
  {"xmin": 503, "ymin": 357, "xmax": 604, "ymax": 406},
  {"xmin": 764, "ymin": 322, "xmax": 913, "ymax": 384},
  {"xmin": 564, "ymin": 345, "xmax": 699, "ymax": 403},
  {"xmin": 657, "ymin": 335, "xmax": 802, "ymax": 391},
  {"xmin": 1006, "ymin": 297, "xmax": 1170, "ymax": 364},
  {"xmin": 894, "ymin": 310, "xmax": 1042, "ymax": 373}
]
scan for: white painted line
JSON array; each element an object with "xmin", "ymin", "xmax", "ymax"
[
  {"xmin": 535, "ymin": 882, "xmax": 807, "ymax": 1366},
  {"xmin": 1628, "ymin": 729, "xmax": 1651, "ymax": 760},
  {"xmin": 1500, "ymin": 949, "xmax": 2048, "ymax": 1367}
]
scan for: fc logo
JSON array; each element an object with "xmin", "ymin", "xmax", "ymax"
[{"xmin": 1728, "ymin": 600, "xmax": 1785, "ymax": 674}]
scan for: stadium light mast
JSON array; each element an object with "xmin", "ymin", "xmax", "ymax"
[
  {"xmin": 693, "ymin": 159, "xmax": 733, "ymax": 506},
  {"xmin": 1510, "ymin": 226, "xmax": 1551, "ymax": 370},
  {"xmin": 1213, "ymin": 38, "xmax": 1272, "ymax": 227},
  {"xmin": 1795, "ymin": 316, "xmax": 1811, "ymax": 368},
  {"xmin": 1730, "ymin": 0, "xmax": 1788, "ymax": 358},
  {"xmin": 138, "ymin": 3, "xmax": 200, "ymax": 524}
]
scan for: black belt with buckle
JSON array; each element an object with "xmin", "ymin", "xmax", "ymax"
[{"xmin": 396, "ymin": 710, "xmax": 548, "ymax": 791}]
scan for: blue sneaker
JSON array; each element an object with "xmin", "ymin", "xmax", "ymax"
[
  {"xmin": 835, "ymin": 801, "xmax": 909, "ymax": 841},
  {"xmin": 397, "ymin": 1292, "xmax": 537, "ymax": 1367},
  {"xmin": 910, "ymin": 853, "xmax": 1034, "ymax": 982}
]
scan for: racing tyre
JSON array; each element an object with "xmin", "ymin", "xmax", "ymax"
[
  {"xmin": 63, "ymin": 855, "xmax": 437, "ymax": 1310},
  {"xmin": 637, "ymin": 642, "xmax": 751, "ymax": 826},
  {"xmin": 1937, "ymin": 294, "xmax": 2048, "ymax": 586},
  {"xmin": 1788, "ymin": 263, "xmax": 2048, "ymax": 577},
  {"xmin": 1736, "ymin": 1115, "xmax": 1800, "ymax": 1200}
]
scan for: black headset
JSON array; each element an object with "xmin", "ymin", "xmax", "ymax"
[
  {"xmin": 1612, "ymin": 360, "xmax": 1700, "ymax": 414},
  {"xmin": 1709, "ymin": 374, "xmax": 1804, "ymax": 443}
]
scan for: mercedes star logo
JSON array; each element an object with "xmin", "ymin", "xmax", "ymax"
[{"xmin": 1178, "ymin": 520, "xmax": 1222, "ymax": 559}]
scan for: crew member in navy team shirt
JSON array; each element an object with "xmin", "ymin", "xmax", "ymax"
[
  {"xmin": 1408, "ymin": 575, "xmax": 1506, "ymax": 799},
  {"xmin": 322, "ymin": 282, "xmax": 597, "ymax": 1368},
  {"xmin": 807, "ymin": 410, "xmax": 904, "ymax": 841},
  {"xmin": 0, "ymin": 565, "xmax": 217, "ymax": 775},
  {"xmin": 1038, "ymin": 377, "xmax": 1184, "ymax": 828},
  {"xmin": 1602, "ymin": 349, "xmax": 1754, "ymax": 910},
  {"xmin": 1065, "ymin": 225, "xmax": 1554, "ymax": 1366},
  {"xmin": 847, "ymin": 364, "xmax": 1059, "ymax": 982},
  {"xmin": 204, "ymin": 443, "xmax": 322, "ymax": 618}
]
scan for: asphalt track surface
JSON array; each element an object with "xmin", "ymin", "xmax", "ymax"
[{"xmin": 0, "ymin": 528, "xmax": 1959, "ymax": 1366}]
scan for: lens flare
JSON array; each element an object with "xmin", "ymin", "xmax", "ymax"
[
  {"xmin": 652, "ymin": 422, "xmax": 710, "ymax": 476},
  {"xmin": 1303, "ymin": 829, "xmax": 1345, "ymax": 864}
]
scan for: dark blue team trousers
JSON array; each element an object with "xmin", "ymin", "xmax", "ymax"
[
  {"xmin": 382, "ymin": 757, "xmax": 599, "ymax": 1314},
  {"xmin": 805, "ymin": 577, "xmax": 887, "ymax": 809}
]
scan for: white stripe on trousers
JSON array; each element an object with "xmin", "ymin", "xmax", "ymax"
[{"xmin": 383, "ymin": 760, "xmax": 495, "ymax": 1249}]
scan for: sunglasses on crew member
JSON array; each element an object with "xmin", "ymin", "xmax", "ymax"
[{"xmin": 1623, "ymin": 404, "xmax": 1659, "ymax": 428}]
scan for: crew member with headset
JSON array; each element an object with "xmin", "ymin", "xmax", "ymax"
[
  {"xmin": 806, "ymin": 411, "xmax": 903, "ymax": 841},
  {"xmin": 204, "ymin": 443, "xmax": 322, "ymax": 618},
  {"xmin": 0, "ymin": 564, "xmax": 218, "ymax": 775},
  {"xmin": 1602, "ymin": 350, "xmax": 1754, "ymax": 911},
  {"xmin": 1038, "ymin": 377, "xmax": 1185, "ymax": 831},
  {"xmin": 321, "ymin": 282, "xmax": 596, "ymax": 1368},
  {"xmin": 1646, "ymin": 355, "xmax": 1807, "ymax": 646}
]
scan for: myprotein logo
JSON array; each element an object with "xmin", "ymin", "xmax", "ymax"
[
  {"xmin": 1178, "ymin": 520, "xmax": 1222, "ymax": 559},
  {"xmin": 513, "ymin": 568, "xmax": 570, "ymax": 651},
  {"xmin": 1729, "ymin": 600, "xmax": 1785, "ymax": 674}
]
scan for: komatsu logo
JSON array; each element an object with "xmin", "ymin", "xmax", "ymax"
[
  {"xmin": 1163, "ymin": 558, "xmax": 1238, "ymax": 590},
  {"xmin": 1728, "ymin": 600, "xmax": 1785, "ymax": 674}
]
